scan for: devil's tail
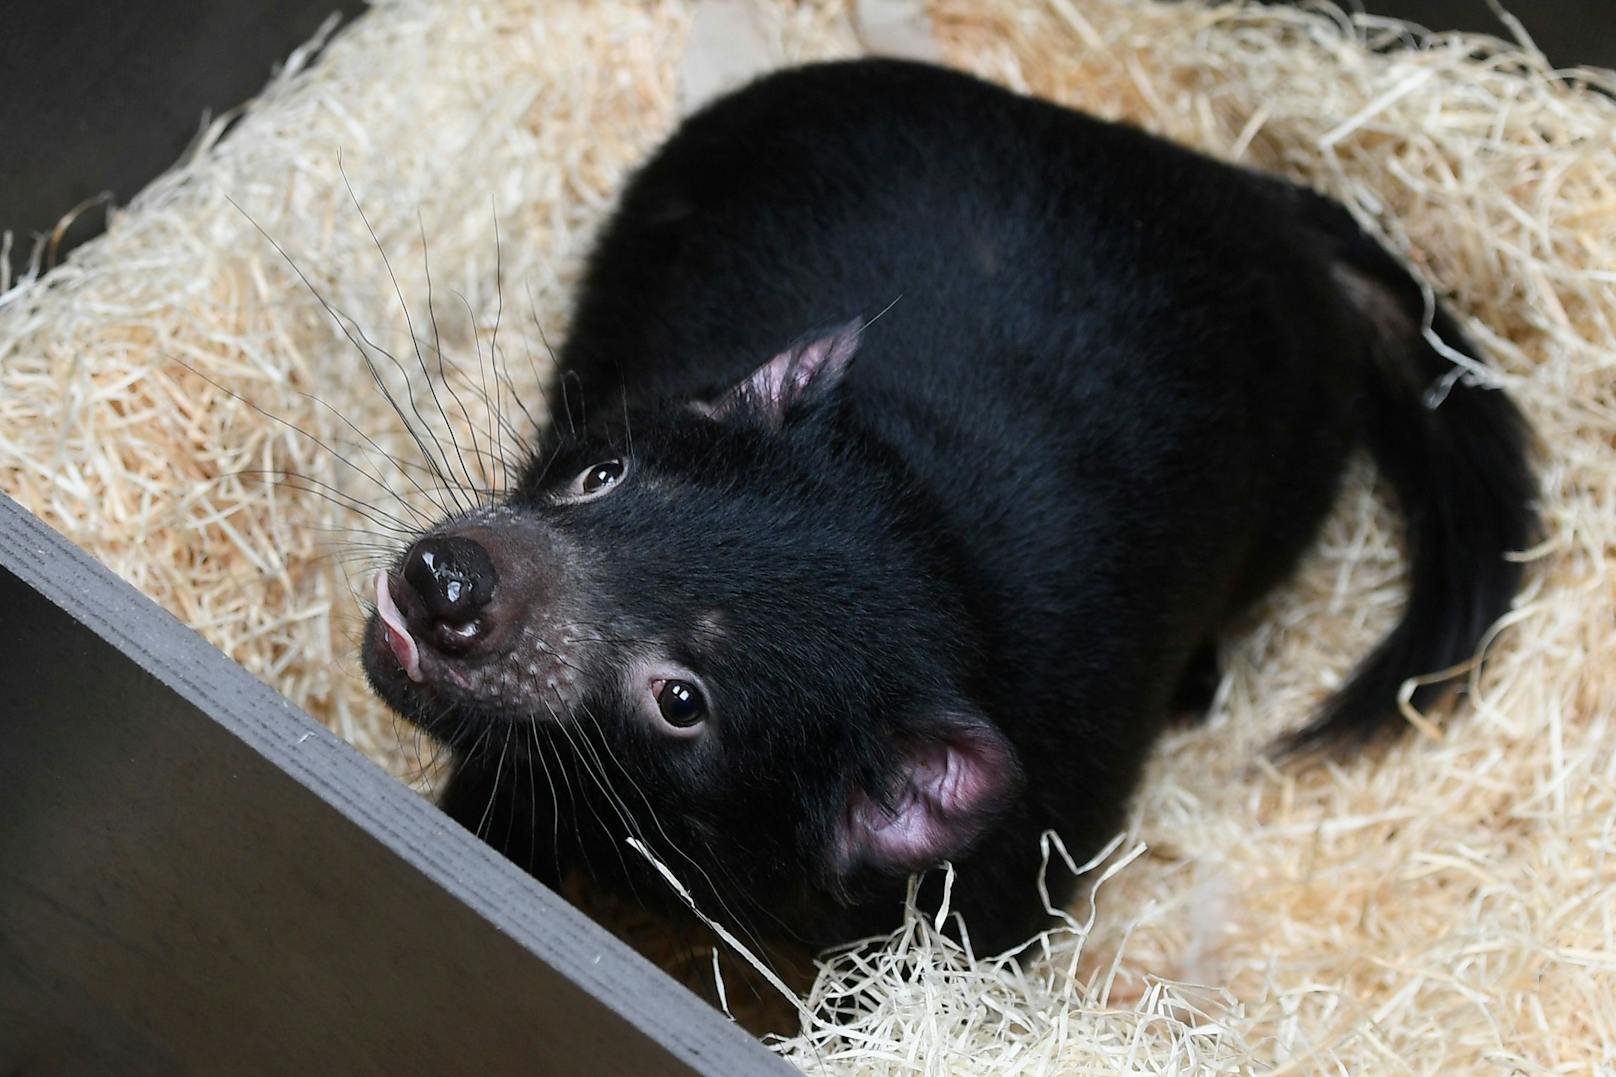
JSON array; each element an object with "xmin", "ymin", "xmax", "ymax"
[{"xmin": 1285, "ymin": 192, "xmax": 1538, "ymax": 752}]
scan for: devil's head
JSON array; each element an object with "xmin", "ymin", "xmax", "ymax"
[{"xmin": 362, "ymin": 321, "xmax": 1023, "ymax": 944}]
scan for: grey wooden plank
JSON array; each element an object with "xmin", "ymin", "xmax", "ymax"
[{"xmin": 0, "ymin": 491, "xmax": 793, "ymax": 1076}]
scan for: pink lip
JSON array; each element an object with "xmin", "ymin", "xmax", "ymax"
[{"xmin": 373, "ymin": 569, "xmax": 423, "ymax": 683}]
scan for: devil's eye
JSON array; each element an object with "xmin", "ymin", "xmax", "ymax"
[
  {"xmin": 582, "ymin": 459, "xmax": 624, "ymax": 492},
  {"xmin": 563, "ymin": 458, "xmax": 626, "ymax": 501},
  {"xmin": 653, "ymin": 679, "xmax": 705, "ymax": 729}
]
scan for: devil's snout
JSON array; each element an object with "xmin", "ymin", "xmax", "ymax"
[
  {"xmin": 404, "ymin": 535, "xmax": 498, "ymax": 623},
  {"xmin": 392, "ymin": 533, "xmax": 499, "ymax": 656},
  {"xmin": 373, "ymin": 520, "xmax": 572, "ymax": 689}
]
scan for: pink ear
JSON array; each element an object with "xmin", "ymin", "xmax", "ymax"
[
  {"xmin": 707, "ymin": 319, "xmax": 863, "ymax": 423},
  {"xmin": 834, "ymin": 714, "xmax": 1021, "ymax": 879}
]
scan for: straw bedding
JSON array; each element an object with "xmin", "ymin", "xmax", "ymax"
[{"xmin": 2, "ymin": 0, "xmax": 1612, "ymax": 1071}]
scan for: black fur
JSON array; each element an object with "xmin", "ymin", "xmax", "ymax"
[{"xmin": 361, "ymin": 59, "xmax": 1537, "ymax": 953}]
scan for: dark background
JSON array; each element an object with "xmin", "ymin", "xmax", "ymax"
[{"xmin": 1, "ymin": 0, "xmax": 1612, "ymax": 282}]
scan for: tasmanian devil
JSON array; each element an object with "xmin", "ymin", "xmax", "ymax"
[{"xmin": 361, "ymin": 59, "xmax": 1536, "ymax": 954}]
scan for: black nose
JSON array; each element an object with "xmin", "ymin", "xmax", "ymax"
[{"xmin": 402, "ymin": 535, "xmax": 499, "ymax": 623}]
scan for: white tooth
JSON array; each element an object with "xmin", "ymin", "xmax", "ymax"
[{"xmin": 373, "ymin": 569, "xmax": 423, "ymax": 683}]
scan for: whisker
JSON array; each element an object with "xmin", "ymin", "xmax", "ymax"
[
  {"xmin": 857, "ymin": 292, "xmax": 904, "ymax": 336},
  {"xmin": 570, "ymin": 699, "xmax": 789, "ymax": 962},
  {"xmin": 619, "ymin": 368, "xmax": 633, "ymax": 463},
  {"xmin": 526, "ymin": 716, "xmax": 565, "ymax": 886},
  {"xmin": 450, "ymin": 290, "xmax": 494, "ymax": 505},
  {"xmin": 474, "ymin": 725, "xmax": 515, "ymax": 839},
  {"xmin": 531, "ymin": 313, "xmax": 574, "ymax": 440},
  {"xmin": 339, "ymin": 161, "xmax": 478, "ymax": 510},
  {"xmin": 162, "ymin": 354, "xmax": 439, "ymax": 530},
  {"xmin": 227, "ymin": 195, "xmax": 464, "ymax": 517},
  {"xmin": 251, "ymin": 474, "xmax": 421, "ymax": 539},
  {"xmin": 229, "ymin": 467, "xmax": 417, "ymax": 528},
  {"xmin": 487, "ymin": 203, "xmax": 508, "ymax": 501},
  {"xmin": 545, "ymin": 711, "xmax": 621, "ymax": 889}
]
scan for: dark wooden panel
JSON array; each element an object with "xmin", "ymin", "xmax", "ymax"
[
  {"xmin": 1347, "ymin": 0, "xmax": 1615, "ymax": 68},
  {"xmin": 0, "ymin": 1, "xmax": 364, "ymax": 279},
  {"xmin": 4, "ymin": 0, "xmax": 1611, "ymax": 281},
  {"xmin": 0, "ymin": 492, "xmax": 791, "ymax": 1076}
]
